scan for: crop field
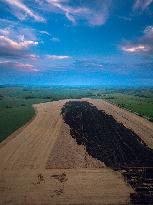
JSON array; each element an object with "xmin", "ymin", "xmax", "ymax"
[
  {"xmin": 62, "ymin": 101, "xmax": 153, "ymax": 203},
  {"xmin": 0, "ymin": 86, "xmax": 93, "ymax": 142},
  {"xmin": 1, "ymin": 0, "xmax": 153, "ymax": 204},
  {"xmin": 0, "ymin": 86, "xmax": 153, "ymax": 142},
  {"xmin": 90, "ymin": 88, "xmax": 153, "ymax": 122},
  {"xmin": 0, "ymin": 98, "xmax": 153, "ymax": 204},
  {"xmin": 0, "ymin": 87, "xmax": 153, "ymax": 204}
]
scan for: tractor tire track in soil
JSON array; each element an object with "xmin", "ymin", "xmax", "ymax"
[{"xmin": 61, "ymin": 101, "xmax": 153, "ymax": 204}]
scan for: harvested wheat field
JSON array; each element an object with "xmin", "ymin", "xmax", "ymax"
[{"xmin": 0, "ymin": 99, "xmax": 153, "ymax": 205}]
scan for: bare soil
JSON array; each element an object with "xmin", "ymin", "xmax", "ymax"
[
  {"xmin": 1, "ymin": 98, "xmax": 153, "ymax": 205},
  {"xmin": 46, "ymin": 121, "xmax": 104, "ymax": 169},
  {"xmin": 61, "ymin": 101, "xmax": 153, "ymax": 204},
  {"xmin": 86, "ymin": 98, "xmax": 153, "ymax": 150}
]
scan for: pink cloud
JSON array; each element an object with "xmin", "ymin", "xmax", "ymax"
[
  {"xmin": 133, "ymin": 0, "xmax": 153, "ymax": 10},
  {"xmin": 0, "ymin": 35, "xmax": 38, "ymax": 50},
  {"xmin": 46, "ymin": 55, "xmax": 71, "ymax": 60},
  {"xmin": 41, "ymin": 0, "xmax": 111, "ymax": 26},
  {"xmin": 0, "ymin": 34, "xmax": 39, "ymax": 58},
  {"xmin": 120, "ymin": 25, "xmax": 153, "ymax": 54},
  {"xmin": 0, "ymin": 61, "xmax": 39, "ymax": 72},
  {"xmin": 4, "ymin": 0, "xmax": 45, "ymax": 22},
  {"xmin": 121, "ymin": 44, "xmax": 150, "ymax": 53},
  {"xmin": 15, "ymin": 63, "xmax": 39, "ymax": 72},
  {"xmin": 24, "ymin": 54, "xmax": 39, "ymax": 60}
]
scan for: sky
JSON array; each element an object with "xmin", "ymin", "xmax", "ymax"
[{"xmin": 0, "ymin": 0, "xmax": 153, "ymax": 87}]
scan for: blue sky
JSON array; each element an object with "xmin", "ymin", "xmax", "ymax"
[{"xmin": 0, "ymin": 0, "xmax": 153, "ymax": 86}]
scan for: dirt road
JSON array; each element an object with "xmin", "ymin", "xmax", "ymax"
[{"xmin": 1, "ymin": 99, "xmax": 152, "ymax": 205}]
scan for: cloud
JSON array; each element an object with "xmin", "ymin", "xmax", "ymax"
[
  {"xmin": 0, "ymin": 35, "xmax": 38, "ymax": 58},
  {"xmin": 133, "ymin": 0, "xmax": 153, "ymax": 10},
  {"xmin": 0, "ymin": 28, "xmax": 11, "ymax": 36},
  {"xmin": 74, "ymin": 59, "xmax": 104, "ymax": 70},
  {"xmin": 38, "ymin": 56, "xmax": 104, "ymax": 72},
  {"xmin": 0, "ymin": 36, "xmax": 38, "ymax": 49},
  {"xmin": 121, "ymin": 44, "xmax": 150, "ymax": 53},
  {"xmin": 3, "ymin": 0, "xmax": 45, "ymax": 22},
  {"xmin": 51, "ymin": 37, "xmax": 60, "ymax": 42},
  {"xmin": 40, "ymin": 31, "xmax": 60, "ymax": 42},
  {"xmin": 120, "ymin": 25, "xmax": 153, "ymax": 54},
  {"xmin": 0, "ymin": 61, "xmax": 39, "ymax": 72},
  {"xmin": 70, "ymin": 58, "xmax": 135, "ymax": 75},
  {"xmin": 38, "ymin": 0, "xmax": 112, "ymax": 26},
  {"xmin": 0, "ymin": 23, "xmax": 38, "ymax": 42},
  {"xmin": 25, "ymin": 54, "xmax": 39, "ymax": 60},
  {"xmin": 46, "ymin": 55, "xmax": 71, "ymax": 60},
  {"xmin": 144, "ymin": 26, "xmax": 153, "ymax": 38},
  {"xmin": 1, "ymin": 0, "xmax": 112, "ymax": 26},
  {"xmin": 117, "ymin": 16, "xmax": 132, "ymax": 22},
  {"xmin": 0, "ymin": 24, "xmax": 39, "ymax": 59},
  {"xmin": 15, "ymin": 62, "xmax": 39, "ymax": 72},
  {"xmin": 40, "ymin": 30, "xmax": 50, "ymax": 36}
]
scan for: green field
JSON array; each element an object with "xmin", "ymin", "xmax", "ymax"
[
  {"xmin": 0, "ymin": 86, "xmax": 153, "ymax": 142},
  {"xmin": 0, "ymin": 86, "xmax": 93, "ymax": 142},
  {"xmin": 90, "ymin": 88, "xmax": 153, "ymax": 122}
]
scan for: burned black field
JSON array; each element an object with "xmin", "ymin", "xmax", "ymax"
[{"xmin": 61, "ymin": 101, "xmax": 153, "ymax": 204}]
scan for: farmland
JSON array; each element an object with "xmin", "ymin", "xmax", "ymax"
[
  {"xmin": 62, "ymin": 101, "xmax": 153, "ymax": 203},
  {"xmin": 0, "ymin": 86, "xmax": 92, "ymax": 142},
  {"xmin": 0, "ymin": 98, "xmax": 153, "ymax": 204},
  {"xmin": 0, "ymin": 86, "xmax": 153, "ymax": 142},
  {"xmin": 90, "ymin": 88, "xmax": 153, "ymax": 122}
]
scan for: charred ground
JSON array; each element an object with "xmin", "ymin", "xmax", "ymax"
[
  {"xmin": 61, "ymin": 101, "xmax": 153, "ymax": 204},
  {"xmin": 61, "ymin": 101, "xmax": 153, "ymax": 169}
]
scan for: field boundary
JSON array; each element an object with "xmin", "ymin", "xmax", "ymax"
[
  {"xmin": 0, "ymin": 105, "xmax": 37, "ymax": 149},
  {"xmin": 104, "ymin": 99, "xmax": 153, "ymax": 123},
  {"xmin": 89, "ymin": 97, "xmax": 153, "ymax": 125},
  {"xmin": 1, "ymin": 98, "xmax": 153, "ymax": 149}
]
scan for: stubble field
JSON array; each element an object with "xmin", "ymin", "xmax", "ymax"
[{"xmin": 0, "ymin": 98, "xmax": 153, "ymax": 204}]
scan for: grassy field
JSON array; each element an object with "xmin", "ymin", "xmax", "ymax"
[
  {"xmin": 0, "ymin": 86, "xmax": 153, "ymax": 142},
  {"xmin": 90, "ymin": 88, "xmax": 153, "ymax": 122},
  {"xmin": 0, "ymin": 86, "xmax": 93, "ymax": 142}
]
